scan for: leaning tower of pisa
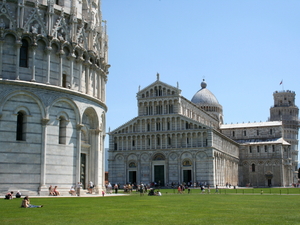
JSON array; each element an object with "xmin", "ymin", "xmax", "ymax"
[
  {"xmin": 0, "ymin": 0, "xmax": 109, "ymax": 195},
  {"xmin": 270, "ymin": 90, "xmax": 299, "ymax": 184}
]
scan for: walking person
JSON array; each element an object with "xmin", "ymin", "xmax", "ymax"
[
  {"xmin": 114, "ymin": 183, "xmax": 118, "ymax": 194},
  {"xmin": 215, "ymin": 185, "xmax": 219, "ymax": 194}
]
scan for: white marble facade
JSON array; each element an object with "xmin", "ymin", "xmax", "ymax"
[
  {"xmin": 108, "ymin": 77, "xmax": 299, "ymax": 187},
  {"xmin": 0, "ymin": 0, "xmax": 109, "ymax": 195}
]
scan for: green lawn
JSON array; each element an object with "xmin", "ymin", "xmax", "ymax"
[{"xmin": 1, "ymin": 188, "xmax": 300, "ymax": 225}]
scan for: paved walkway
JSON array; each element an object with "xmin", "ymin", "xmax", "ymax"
[{"xmin": 2, "ymin": 192, "xmax": 128, "ymax": 198}]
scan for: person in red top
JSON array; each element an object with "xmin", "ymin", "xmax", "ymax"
[{"xmin": 177, "ymin": 185, "xmax": 182, "ymax": 194}]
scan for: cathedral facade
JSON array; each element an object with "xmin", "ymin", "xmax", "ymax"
[
  {"xmin": 108, "ymin": 76, "xmax": 299, "ymax": 187},
  {"xmin": 0, "ymin": 0, "xmax": 109, "ymax": 195}
]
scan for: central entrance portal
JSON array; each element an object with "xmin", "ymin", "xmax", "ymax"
[
  {"xmin": 154, "ymin": 165, "xmax": 164, "ymax": 186},
  {"xmin": 183, "ymin": 170, "xmax": 192, "ymax": 184},
  {"xmin": 129, "ymin": 171, "xmax": 137, "ymax": 184}
]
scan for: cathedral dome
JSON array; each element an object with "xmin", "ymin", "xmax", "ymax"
[{"xmin": 191, "ymin": 80, "xmax": 220, "ymax": 106}]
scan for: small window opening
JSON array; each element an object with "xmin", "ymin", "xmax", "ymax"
[
  {"xmin": 16, "ymin": 112, "xmax": 26, "ymax": 141},
  {"xmin": 59, "ymin": 116, "xmax": 67, "ymax": 144},
  {"xmin": 20, "ymin": 39, "xmax": 28, "ymax": 67},
  {"xmin": 252, "ymin": 164, "xmax": 255, "ymax": 172}
]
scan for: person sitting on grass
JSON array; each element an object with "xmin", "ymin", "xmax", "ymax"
[
  {"xmin": 21, "ymin": 196, "xmax": 43, "ymax": 208},
  {"xmin": 88, "ymin": 181, "xmax": 94, "ymax": 194},
  {"xmin": 5, "ymin": 191, "xmax": 13, "ymax": 199},
  {"xmin": 16, "ymin": 190, "xmax": 22, "ymax": 198},
  {"xmin": 69, "ymin": 186, "xmax": 76, "ymax": 196},
  {"xmin": 49, "ymin": 185, "xmax": 54, "ymax": 196},
  {"xmin": 53, "ymin": 186, "xmax": 60, "ymax": 196}
]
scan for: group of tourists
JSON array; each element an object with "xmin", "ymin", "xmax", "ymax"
[
  {"xmin": 4, "ymin": 190, "xmax": 22, "ymax": 199},
  {"xmin": 48, "ymin": 185, "xmax": 60, "ymax": 196}
]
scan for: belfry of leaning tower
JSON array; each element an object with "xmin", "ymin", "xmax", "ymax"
[{"xmin": 0, "ymin": 0, "xmax": 109, "ymax": 195}]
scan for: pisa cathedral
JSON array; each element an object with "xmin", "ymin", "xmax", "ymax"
[
  {"xmin": 0, "ymin": 0, "xmax": 109, "ymax": 195},
  {"xmin": 108, "ymin": 76, "xmax": 299, "ymax": 187}
]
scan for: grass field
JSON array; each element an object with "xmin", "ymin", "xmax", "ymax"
[{"xmin": 1, "ymin": 188, "xmax": 300, "ymax": 225}]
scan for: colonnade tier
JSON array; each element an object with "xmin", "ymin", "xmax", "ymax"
[
  {"xmin": 114, "ymin": 116, "xmax": 210, "ymax": 134},
  {"xmin": 0, "ymin": 34, "xmax": 108, "ymax": 102},
  {"xmin": 112, "ymin": 131, "xmax": 209, "ymax": 151}
]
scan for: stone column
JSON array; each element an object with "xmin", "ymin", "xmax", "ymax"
[
  {"xmin": 0, "ymin": 39, "xmax": 3, "ymax": 79},
  {"xmin": 84, "ymin": 61, "xmax": 91, "ymax": 94},
  {"xmin": 18, "ymin": 0, "xmax": 25, "ymax": 28},
  {"xmin": 121, "ymin": 137, "xmax": 124, "ymax": 151},
  {"xmin": 76, "ymin": 124, "xmax": 84, "ymax": 184},
  {"xmin": 68, "ymin": 53, "xmax": 76, "ymax": 88},
  {"xmin": 124, "ymin": 156, "xmax": 128, "ymax": 184},
  {"xmin": 200, "ymin": 132, "xmax": 203, "ymax": 147},
  {"xmin": 31, "ymin": 45, "xmax": 37, "ymax": 81},
  {"xmin": 77, "ymin": 57, "xmax": 84, "ymax": 92},
  {"xmin": 58, "ymin": 50, "xmax": 64, "ymax": 86},
  {"xmin": 45, "ymin": 46, "xmax": 52, "ymax": 84},
  {"xmin": 15, "ymin": 40, "xmax": 22, "ymax": 80},
  {"xmin": 193, "ymin": 153, "xmax": 196, "ymax": 185},
  {"xmin": 39, "ymin": 118, "xmax": 49, "ymax": 195},
  {"xmin": 101, "ymin": 75, "xmax": 106, "ymax": 102},
  {"xmin": 92, "ymin": 67, "xmax": 96, "ymax": 97},
  {"xmin": 97, "ymin": 70, "xmax": 101, "ymax": 99},
  {"xmin": 92, "ymin": 129, "xmax": 101, "ymax": 194}
]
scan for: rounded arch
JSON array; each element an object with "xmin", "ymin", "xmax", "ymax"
[
  {"xmin": 3, "ymin": 32, "xmax": 18, "ymax": 42},
  {"xmin": 82, "ymin": 51, "xmax": 89, "ymax": 61},
  {"xmin": 20, "ymin": 34, "xmax": 34, "ymax": 45},
  {"xmin": 180, "ymin": 151, "xmax": 192, "ymax": 159},
  {"xmin": 182, "ymin": 158, "xmax": 192, "ymax": 166},
  {"xmin": 36, "ymin": 36, "xmax": 49, "ymax": 46},
  {"xmin": 127, "ymin": 153, "xmax": 138, "ymax": 161},
  {"xmin": 152, "ymin": 152, "xmax": 166, "ymax": 161},
  {"xmin": 62, "ymin": 45, "xmax": 71, "ymax": 57},
  {"xmin": 50, "ymin": 40, "xmax": 60, "ymax": 52},
  {"xmin": 13, "ymin": 106, "xmax": 31, "ymax": 116},
  {"xmin": 56, "ymin": 111, "xmax": 70, "ymax": 121},
  {"xmin": 82, "ymin": 107, "xmax": 99, "ymax": 129},
  {"xmin": 0, "ymin": 90, "xmax": 46, "ymax": 118},
  {"xmin": 48, "ymin": 97, "xmax": 80, "ymax": 123},
  {"xmin": 128, "ymin": 161, "xmax": 137, "ymax": 168}
]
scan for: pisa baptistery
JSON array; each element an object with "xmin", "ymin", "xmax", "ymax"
[{"xmin": 0, "ymin": 0, "xmax": 109, "ymax": 195}]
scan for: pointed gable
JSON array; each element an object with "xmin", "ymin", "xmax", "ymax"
[{"xmin": 137, "ymin": 79, "xmax": 181, "ymax": 100}]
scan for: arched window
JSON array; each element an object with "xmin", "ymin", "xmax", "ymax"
[
  {"xmin": 62, "ymin": 74, "xmax": 67, "ymax": 88},
  {"xmin": 59, "ymin": 116, "xmax": 67, "ymax": 144},
  {"xmin": 147, "ymin": 123, "xmax": 150, "ymax": 131},
  {"xmin": 20, "ymin": 39, "xmax": 28, "ymax": 67},
  {"xmin": 153, "ymin": 153, "xmax": 165, "ymax": 161},
  {"xmin": 169, "ymin": 104, "xmax": 173, "ymax": 113},
  {"xmin": 157, "ymin": 137, "xmax": 160, "ymax": 146},
  {"xmin": 183, "ymin": 159, "xmax": 192, "ymax": 166},
  {"xmin": 16, "ymin": 111, "xmax": 26, "ymax": 141},
  {"xmin": 129, "ymin": 162, "xmax": 137, "ymax": 168},
  {"xmin": 251, "ymin": 164, "xmax": 255, "ymax": 172},
  {"xmin": 156, "ymin": 122, "xmax": 161, "ymax": 131}
]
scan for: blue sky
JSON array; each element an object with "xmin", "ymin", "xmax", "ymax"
[{"xmin": 102, "ymin": 0, "xmax": 300, "ymax": 149}]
